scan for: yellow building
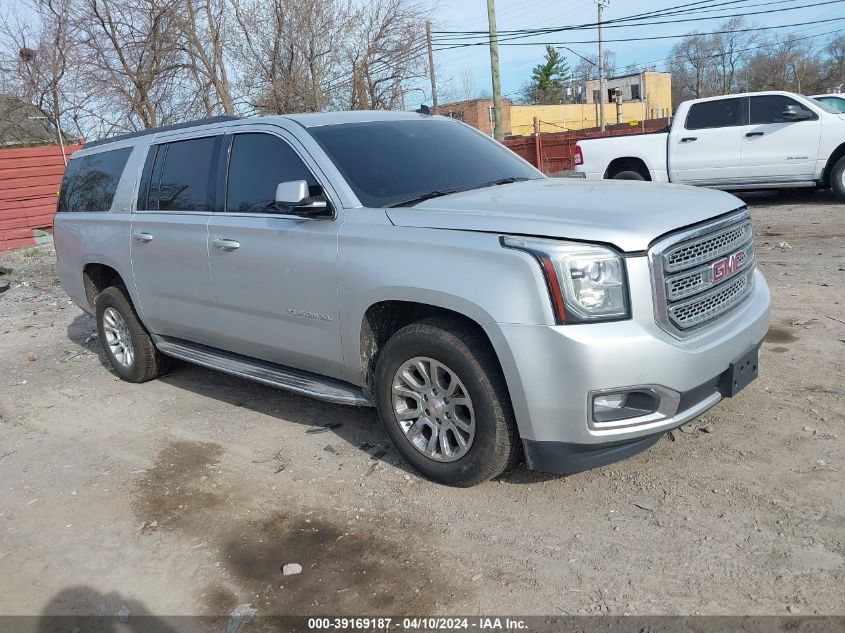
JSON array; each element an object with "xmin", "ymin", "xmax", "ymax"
[{"xmin": 509, "ymin": 71, "xmax": 673, "ymax": 136}]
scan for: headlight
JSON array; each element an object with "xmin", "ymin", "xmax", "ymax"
[{"xmin": 502, "ymin": 236, "xmax": 630, "ymax": 323}]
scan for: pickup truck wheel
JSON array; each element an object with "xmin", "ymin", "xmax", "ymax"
[
  {"xmin": 374, "ymin": 318, "xmax": 517, "ymax": 487},
  {"xmin": 95, "ymin": 286, "xmax": 168, "ymax": 383},
  {"xmin": 831, "ymin": 156, "xmax": 845, "ymax": 202},
  {"xmin": 611, "ymin": 169, "xmax": 646, "ymax": 181}
]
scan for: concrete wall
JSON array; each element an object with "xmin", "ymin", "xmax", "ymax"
[{"xmin": 584, "ymin": 71, "xmax": 673, "ymax": 118}]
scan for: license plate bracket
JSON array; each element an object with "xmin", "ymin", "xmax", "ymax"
[{"xmin": 718, "ymin": 345, "xmax": 760, "ymax": 397}]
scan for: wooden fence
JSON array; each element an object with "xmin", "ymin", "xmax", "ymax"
[
  {"xmin": 503, "ymin": 118, "xmax": 670, "ymax": 174},
  {"xmin": 0, "ymin": 143, "xmax": 82, "ymax": 251}
]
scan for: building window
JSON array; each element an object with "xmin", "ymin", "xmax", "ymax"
[{"xmin": 631, "ymin": 84, "xmax": 641, "ymax": 100}]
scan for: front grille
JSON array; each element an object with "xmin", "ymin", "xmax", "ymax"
[{"xmin": 651, "ymin": 210, "xmax": 756, "ymax": 337}]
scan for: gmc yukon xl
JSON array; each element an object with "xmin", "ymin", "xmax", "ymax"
[
  {"xmin": 54, "ymin": 111, "xmax": 770, "ymax": 486},
  {"xmin": 574, "ymin": 91, "xmax": 845, "ymax": 201}
]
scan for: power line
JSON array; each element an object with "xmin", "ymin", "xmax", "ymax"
[
  {"xmin": 432, "ymin": 16, "xmax": 845, "ymax": 50},
  {"xmin": 431, "ymin": 0, "xmax": 845, "ymax": 47},
  {"xmin": 433, "ymin": 0, "xmax": 752, "ymax": 37}
]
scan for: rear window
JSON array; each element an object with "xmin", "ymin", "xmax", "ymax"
[
  {"xmin": 57, "ymin": 147, "xmax": 131, "ymax": 213},
  {"xmin": 685, "ymin": 98, "xmax": 744, "ymax": 130}
]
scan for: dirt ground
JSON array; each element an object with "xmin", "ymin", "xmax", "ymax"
[{"xmin": 1, "ymin": 190, "xmax": 843, "ymax": 622}]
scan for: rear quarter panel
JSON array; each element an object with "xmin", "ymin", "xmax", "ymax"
[
  {"xmin": 54, "ymin": 142, "xmax": 147, "ymax": 315},
  {"xmin": 576, "ymin": 132, "xmax": 669, "ymax": 181}
]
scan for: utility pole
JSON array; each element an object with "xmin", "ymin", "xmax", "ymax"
[
  {"xmin": 487, "ymin": 0, "xmax": 504, "ymax": 141},
  {"xmin": 596, "ymin": 0, "xmax": 609, "ymax": 132},
  {"xmin": 425, "ymin": 20, "xmax": 438, "ymax": 113}
]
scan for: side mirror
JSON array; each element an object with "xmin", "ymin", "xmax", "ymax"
[
  {"xmin": 274, "ymin": 180, "xmax": 328, "ymax": 214},
  {"xmin": 781, "ymin": 105, "xmax": 812, "ymax": 121}
]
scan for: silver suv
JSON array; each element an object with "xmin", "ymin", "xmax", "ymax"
[{"xmin": 54, "ymin": 111, "xmax": 770, "ymax": 486}]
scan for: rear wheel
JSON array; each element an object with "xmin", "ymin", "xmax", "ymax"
[
  {"xmin": 374, "ymin": 318, "xmax": 518, "ymax": 487},
  {"xmin": 831, "ymin": 156, "xmax": 845, "ymax": 202},
  {"xmin": 95, "ymin": 286, "xmax": 168, "ymax": 383},
  {"xmin": 611, "ymin": 169, "xmax": 646, "ymax": 181}
]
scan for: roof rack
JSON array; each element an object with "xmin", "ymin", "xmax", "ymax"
[{"xmin": 83, "ymin": 115, "xmax": 240, "ymax": 149}]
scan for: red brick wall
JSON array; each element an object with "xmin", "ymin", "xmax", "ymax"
[{"xmin": 0, "ymin": 143, "xmax": 83, "ymax": 251}]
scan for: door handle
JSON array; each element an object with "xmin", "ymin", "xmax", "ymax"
[
  {"xmin": 212, "ymin": 238, "xmax": 240, "ymax": 250},
  {"xmin": 132, "ymin": 232, "xmax": 154, "ymax": 242},
  {"xmin": 745, "ymin": 131, "xmax": 765, "ymax": 137},
  {"xmin": 680, "ymin": 137, "xmax": 697, "ymax": 143}
]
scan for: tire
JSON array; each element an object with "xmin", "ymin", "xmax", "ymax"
[
  {"xmin": 95, "ymin": 286, "xmax": 168, "ymax": 383},
  {"xmin": 831, "ymin": 156, "xmax": 845, "ymax": 202},
  {"xmin": 611, "ymin": 169, "xmax": 646, "ymax": 181},
  {"xmin": 373, "ymin": 317, "xmax": 518, "ymax": 487}
]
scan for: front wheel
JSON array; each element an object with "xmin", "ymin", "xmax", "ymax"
[
  {"xmin": 374, "ymin": 318, "xmax": 518, "ymax": 486},
  {"xmin": 831, "ymin": 156, "xmax": 845, "ymax": 202}
]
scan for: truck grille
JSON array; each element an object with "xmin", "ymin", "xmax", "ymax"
[{"xmin": 650, "ymin": 209, "xmax": 755, "ymax": 337}]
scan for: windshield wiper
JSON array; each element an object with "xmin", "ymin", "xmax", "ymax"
[
  {"xmin": 385, "ymin": 187, "xmax": 467, "ymax": 208},
  {"xmin": 385, "ymin": 178, "xmax": 532, "ymax": 208},
  {"xmin": 478, "ymin": 177, "xmax": 531, "ymax": 188}
]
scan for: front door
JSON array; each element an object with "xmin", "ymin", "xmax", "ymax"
[
  {"xmin": 669, "ymin": 97, "xmax": 744, "ymax": 185},
  {"xmin": 206, "ymin": 129, "xmax": 345, "ymax": 378},
  {"xmin": 739, "ymin": 95, "xmax": 822, "ymax": 182},
  {"xmin": 130, "ymin": 135, "xmax": 221, "ymax": 342}
]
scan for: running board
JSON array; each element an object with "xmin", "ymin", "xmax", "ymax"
[{"xmin": 152, "ymin": 335, "xmax": 372, "ymax": 407}]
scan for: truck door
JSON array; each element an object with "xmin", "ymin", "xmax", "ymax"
[
  {"xmin": 130, "ymin": 135, "xmax": 220, "ymax": 343},
  {"xmin": 206, "ymin": 128, "xmax": 345, "ymax": 378},
  {"xmin": 739, "ymin": 94, "xmax": 821, "ymax": 182},
  {"xmin": 669, "ymin": 97, "xmax": 744, "ymax": 186}
]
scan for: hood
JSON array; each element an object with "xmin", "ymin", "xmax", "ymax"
[{"xmin": 385, "ymin": 178, "xmax": 744, "ymax": 253}]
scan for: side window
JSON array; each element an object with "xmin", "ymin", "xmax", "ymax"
[
  {"xmin": 750, "ymin": 95, "xmax": 816, "ymax": 124},
  {"xmin": 685, "ymin": 98, "xmax": 743, "ymax": 130},
  {"xmin": 156, "ymin": 136, "xmax": 217, "ymax": 211},
  {"xmin": 226, "ymin": 133, "xmax": 318, "ymax": 213},
  {"xmin": 57, "ymin": 147, "xmax": 131, "ymax": 213},
  {"xmin": 819, "ymin": 97, "xmax": 845, "ymax": 113}
]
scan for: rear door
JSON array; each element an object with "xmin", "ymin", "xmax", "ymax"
[
  {"xmin": 130, "ymin": 135, "xmax": 220, "ymax": 342},
  {"xmin": 739, "ymin": 94, "xmax": 822, "ymax": 182},
  {"xmin": 205, "ymin": 126, "xmax": 345, "ymax": 377},
  {"xmin": 669, "ymin": 97, "xmax": 744, "ymax": 185}
]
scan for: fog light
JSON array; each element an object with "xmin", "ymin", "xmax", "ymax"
[
  {"xmin": 594, "ymin": 393, "xmax": 626, "ymax": 412},
  {"xmin": 592, "ymin": 389, "xmax": 660, "ymax": 423}
]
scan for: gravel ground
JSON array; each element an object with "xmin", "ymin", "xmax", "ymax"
[{"xmin": 0, "ymin": 190, "xmax": 843, "ymax": 622}]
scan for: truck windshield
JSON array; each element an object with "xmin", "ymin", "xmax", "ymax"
[{"xmin": 308, "ymin": 119, "xmax": 542, "ymax": 208}]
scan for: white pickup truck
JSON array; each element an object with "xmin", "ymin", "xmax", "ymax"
[{"xmin": 574, "ymin": 90, "xmax": 845, "ymax": 201}]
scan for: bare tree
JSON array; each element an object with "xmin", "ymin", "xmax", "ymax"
[
  {"xmin": 174, "ymin": 0, "xmax": 234, "ymax": 116},
  {"xmin": 340, "ymin": 0, "xmax": 429, "ymax": 110},
  {"xmin": 0, "ymin": 0, "xmax": 76, "ymax": 141},
  {"xmin": 824, "ymin": 35, "xmax": 845, "ymax": 90}
]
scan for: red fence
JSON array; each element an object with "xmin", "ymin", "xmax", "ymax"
[
  {"xmin": 503, "ymin": 118, "xmax": 670, "ymax": 174},
  {"xmin": 0, "ymin": 143, "xmax": 82, "ymax": 251}
]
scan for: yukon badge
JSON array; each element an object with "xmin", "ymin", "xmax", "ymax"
[{"xmin": 288, "ymin": 308, "xmax": 333, "ymax": 321}]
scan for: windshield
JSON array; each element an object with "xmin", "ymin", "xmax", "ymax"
[
  {"xmin": 308, "ymin": 118, "xmax": 542, "ymax": 208},
  {"xmin": 812, "ymin": 96, "xmax": 845, "ymax": 113}
]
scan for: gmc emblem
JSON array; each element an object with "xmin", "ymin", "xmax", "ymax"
[{"xmin": 711, "ymin": 250, "xmax": 746, "ymax": 282}]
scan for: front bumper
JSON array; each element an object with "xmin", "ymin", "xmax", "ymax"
[
  {"xmin": 483, "ymin": 259, "xmax": 770, "ymax": 470},
  {"xmin": 521, "ymin": 349, "xmax": 760, "ymax": 474}
]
